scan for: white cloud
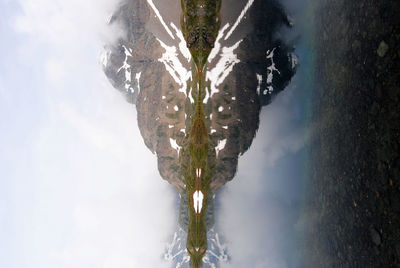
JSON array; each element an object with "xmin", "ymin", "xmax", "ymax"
[
  {"xmin": 45, "ymin": 59, "xmax": 66, "ymax": 84},
  {"xmin": 14, "ymin": 0, "xmax": 123, "ymax": 47},
  {"xmin": 26, "ymin": 85, "xmax": 176, "ymax": 268},
  {"xmin": 0, "ymin": 0, "xmax": 176, "ymax": 267},
  {"xmin": 216, "ymin": 78, "xmax": 308, "ymax": 267},
  {"xmin": 258, "ymin": 86, "xmax": 309, "ymax": 167}
]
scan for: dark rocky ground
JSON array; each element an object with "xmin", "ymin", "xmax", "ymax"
[{"xmin": 303, "ymin": 0, "xmax": 400, "ymax": 267}]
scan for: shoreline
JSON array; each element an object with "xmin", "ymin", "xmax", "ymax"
[{"xmin": 304, "ymin": 0, "xmax": 400, "ymax": 267}]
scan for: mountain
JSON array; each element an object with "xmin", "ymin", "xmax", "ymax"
[{"xmin": 102, "ymin": 0, "xmax": 297, "ymax": 194}]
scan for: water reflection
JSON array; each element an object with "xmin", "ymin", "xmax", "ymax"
[{"xmin": 102, "ymin": 0, "xmax": 296, "ymax": 266}]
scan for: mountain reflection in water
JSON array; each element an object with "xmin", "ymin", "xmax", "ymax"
[{"xmin": 102, "ymin": 0, "xmax": 296, "ymax": 266}]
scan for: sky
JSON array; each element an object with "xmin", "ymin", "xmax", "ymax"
[
  {"xmin": 0, "ymin": 0, "xmax": 312, "ymax": 267},
  {"xmin": 0, "ymin": 0, "xmax": 176, "ymax": 267}
]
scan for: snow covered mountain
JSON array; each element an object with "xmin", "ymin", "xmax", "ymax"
[{"xmin": 102, "ymin": 0, "xmax": 297, "ymax": 194}]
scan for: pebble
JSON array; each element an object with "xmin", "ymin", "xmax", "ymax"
[
  {"xmin": 370, "ymin": 228, "xmax": 381, "ymax": 246},
  {"xmin": 377, "ymin": 41, "xmax": 389, "ymax": 57}
]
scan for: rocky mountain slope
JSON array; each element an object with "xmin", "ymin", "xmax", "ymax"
[{"xmin": 102, "ymin": 0, "xmax": 297, "ymax": 194}]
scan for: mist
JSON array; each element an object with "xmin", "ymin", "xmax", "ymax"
[
  {"xmin": 0, "ymin": 0, "xmax": 176, "ymax": 267},
  {"xmin": 215, "ymin": 0, "xmax": 312, "ymax": 267}
]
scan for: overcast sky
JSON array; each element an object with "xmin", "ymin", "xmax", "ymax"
[
  {"xmin": 0, "ymin": 0, "xmax": 311, "ymax": 267},
  {"xmin": 0, "ymin": 0, "xmax": 177, "ymax": 267}
]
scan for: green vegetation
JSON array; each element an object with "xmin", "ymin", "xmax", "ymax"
[
  {"xmin": 179, "ymin": 1, "xmax": 221, "ymax": 266},
  {"xmin": 180, "ymin": 68, "xmax": 216, "ymax": 268},
  {"xmin": 181, "ymin": 0, "xmax": 221, "ymax": 74}
]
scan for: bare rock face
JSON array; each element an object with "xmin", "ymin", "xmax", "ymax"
[
  {"xmin": 102, "ymin": 0, "xmax": 189, "ymax": 191},
  {"xmin": 102, "ymin": 0, "xmax": 152, "ymax": 104},
  {"xmin": 102, "ymin": 0, "xmax": 296, "ymax": 193}
]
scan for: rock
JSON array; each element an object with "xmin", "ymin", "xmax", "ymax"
[
  {"xmin": 370, "ymin": 228, "xmax": 381, "ymax": 246},
  {"xmin": 377, "ymin": 41, "xmax": 389, "ymax": 57}
]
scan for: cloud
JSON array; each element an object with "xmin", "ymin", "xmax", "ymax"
[
  {"xmin": 274, "ymin": 0, "xmax": 313, "ymax": 49},
  {"xmin": 14, "ymin": 0, "xmax": 123, "ymax": 47},
  {"xmin": 257, "ymin": 87, "xmax": 309, "ymax": 167},
  {"xmin": 216, "ymin": 75, "xmax": 309, "ymax": 267},
  {"xmin": 28, "ymin": 102, "xmax": 176, "ymax": 268},
  {"xmin": 0, "ymin": 0, "xmax": 176, "ymax": 267}
]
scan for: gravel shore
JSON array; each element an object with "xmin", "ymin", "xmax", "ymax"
[{"xmin": 303, "ymin": 0, "xmax": 400, "ymax": 267}]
